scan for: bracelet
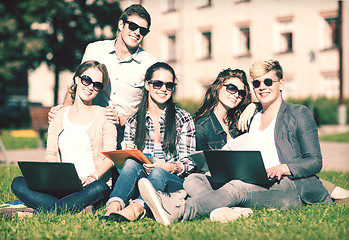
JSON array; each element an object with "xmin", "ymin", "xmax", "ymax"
[
  {"xmin": 171, "ymin": 162, "xmax": 179, "ymax": 174},
  {"xmin": 88, "ymin": 173, "xmax": 98, "ymax": 181}
]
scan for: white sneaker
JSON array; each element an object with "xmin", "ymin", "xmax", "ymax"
[
  {"xmin": 138, "ymin": 178, "xmax": 186, "ymax": 225},
  {"xmin": 210, "ymin": 207, "xmax": 253, "ymax": 223}
]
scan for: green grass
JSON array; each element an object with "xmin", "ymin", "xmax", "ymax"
[
  {"xmin": 0, "ymin": 130, "xmax": 38, "ymax": 150},
  {"xmin": 1, "ymin": 128, "xmax": 348, "ymax": 151},
  {"xmin": 1, "ymin": 165, "xmax": 348, "ymax": 240},
  {"xmin": 319, "ymin": 131, "xmax": 349, "ymax": 143}
]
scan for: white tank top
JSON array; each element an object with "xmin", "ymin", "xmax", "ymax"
[
  {"xmin": 249, "ymin": 111, "xmax": 280, "ymax": 169},
  {"xmin": 58, "ymin": 106, "xmax": 96, "ymax": 178}
]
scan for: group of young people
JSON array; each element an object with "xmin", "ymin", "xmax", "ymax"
[{"xmin": 10, "ymin": 4, "xmax": 348, "ymax": 223}]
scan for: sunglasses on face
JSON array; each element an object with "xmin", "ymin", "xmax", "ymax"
[
  {"xmin": 223, "ymin": 84, "xmax": 246, "ymax": 99},
  {"xmin": 148, "ymin": 80, "xmax": 176, "ymax": 91},
  {"xmin": 124, "ymin": 20, "xmax": 150, "ymax": 36},
  {"xmin": 80, "ymin": 75, "xmax": 104, "ymax": 92},
  {"xmin": 252, "ymin": 78, "xmax": 279, "ymax": 88}
]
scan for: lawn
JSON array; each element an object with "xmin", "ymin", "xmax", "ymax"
[
  {"xmin": 0, "ymin": 130, "xmax": 39, "ymax": 150},
  {"xmin": 0, "ymin": 165, "xmax": 348, "ymax": 240},
  {"xmin": 319, "ymin": 131, "xmax": 349, "ymax": 142},
  {"xmin": 1, "ymin": 130, "xmax": 348, "ymax": 150}
]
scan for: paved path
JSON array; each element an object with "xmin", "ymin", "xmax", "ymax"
[
  {"xmin": 320, "ymin": 142, "xmax": 349, "ymax": 172},
  {"xmin": 1, "ymin": 142, "xmax": 348, "ymax": 172}
]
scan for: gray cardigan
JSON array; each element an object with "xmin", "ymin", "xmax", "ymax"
[{"xmin": 274, "ymin": 101, "xmax": 330, "ymax": 204}]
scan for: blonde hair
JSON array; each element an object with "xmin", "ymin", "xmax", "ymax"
[{"xmin": 249, "ymin": 59, "xmax": 283, "ymax": 80}]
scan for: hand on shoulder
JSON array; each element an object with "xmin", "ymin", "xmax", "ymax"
[{"xmin": 48, "ymin": 104, "xmax": 64, "ymax": 123}]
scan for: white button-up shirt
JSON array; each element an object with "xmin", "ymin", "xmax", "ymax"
[{"xmin": 82, "ymin": 39, "xmax": 157, "ymax": 116}]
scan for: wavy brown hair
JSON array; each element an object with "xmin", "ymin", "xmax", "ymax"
[
  {"xmin": 68, "ymin": 60, "xmax": 109, "ymax": 101},
  {"xmin": 194, "ymin": 68, "xmax": 251, "ymax": 132}
]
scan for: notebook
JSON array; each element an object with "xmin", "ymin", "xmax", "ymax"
[
  {"xmin": 18, "ymin": 161, "xmax": 83, "ymax": 195},
  {"xmin": 102, "ymin": 150, "xmax": 153, "ymax": 169},
  {"xmin": 192, "ymin": 150, "xmax": 276, "ymax": 187}
]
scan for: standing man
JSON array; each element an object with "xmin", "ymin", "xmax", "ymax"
[
  {"xmin": 49, "ymin": 4, "xmax": 157, "ymax": 147},
  {"xmin": 138, "ymin": 59, "xmax": 332, "ymax": 225}
]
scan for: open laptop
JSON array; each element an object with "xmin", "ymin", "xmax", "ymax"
[
  {"xmin": 18, "ymin": 161, "xmax": 83, "ymax": 195},
  {"xmin": 188, "ymin": 151, "xmax": 208, "ymax": 173},
  {"xmin": 193, "ymin": 150, "xmax": 276, "ymax": 187}
]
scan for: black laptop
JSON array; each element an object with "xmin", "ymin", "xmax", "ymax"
[
  {"xmin": 18, "ymin": 161, "xmax": 83, "ymax": 195},
  {"xmin": 188, "ymin": 151, "xmax": 209, "ymax": 173},
  {"xmin": 192, "ymin": 150, "xmax": 276, "ymax": 187}
]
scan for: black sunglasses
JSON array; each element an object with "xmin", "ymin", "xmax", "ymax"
[
  {"xmin": 80, "ymin": 75, "xmax": 104, "ymax": 92},
  {"xmin": 148, "ymin": 80, "xmax": 176, "ymax": 91},
  {"xmin": 124, "ymin": 20, "xmax": 150, "ymax": 36},
  {"xmin": 223, "ymin": 84, "xmax": 246, "ymax": 99},
  {"xmin": 252, "ymin": 78, "xmax": 279, "ymax": 88}
]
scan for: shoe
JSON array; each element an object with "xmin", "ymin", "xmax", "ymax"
[
  {"xmin": 99, "ymin": 215, "xmax": 109, "ymax": 221},
  {"xmin": 17, "ymin": 212, "xmax": 33, "ymax": 218},
  {"xmin": 0, "ymin": 207, "xmax": 34, "ymax": 217},
  {"xmin": 106, "ymin": 210, "xmax": 146, "ymax": 222},
  {"xmin": 330, "ymin": 186, "xmax": 349, "ymax": 199},
  {"xmin": 78, "ymin": 205, "xmax": 94, "ymax": 215},
  {"xmin": 210, "ymin": 207, "xmax": 253, "ymax": 223},
  {"xmin": 334, "ymin": 197, "xmax": 349, "ymax": 205},
  {"xmin": 107, "ymin": 213, "xmax": 131, "ymax": 222},
  {"xmin": 138, "ymin": 178, "xmax": 186, "ymax": 225}
]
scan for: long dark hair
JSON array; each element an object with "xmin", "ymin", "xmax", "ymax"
[
  {"xmin": 134, "ymin": 62, "xmax": 177, "ymax": 154},
  {"xmin": 194, "ymin": 68, "xmax": 251, "ymax": 132}
]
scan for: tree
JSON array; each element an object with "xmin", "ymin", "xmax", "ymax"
[
  {"xmin": 0, "ymin": 1, "xmax": 44, "ymax": 95},
  {"xmin": 0, "ymin": 0, "xmax": 122, "ymax": 105}
]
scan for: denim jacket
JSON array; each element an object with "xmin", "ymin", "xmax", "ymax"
[{"xmin": 195, "ymin": 112, "xmax": 240, "ymax": 151}]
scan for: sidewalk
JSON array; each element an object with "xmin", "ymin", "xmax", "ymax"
[
  {"xmin": 0, "ymin": 142, "xmax": 348, "ymax": 172},
  {"xmin": 320, "ymin": 142, "xmax": 349, "ymax": 172}
]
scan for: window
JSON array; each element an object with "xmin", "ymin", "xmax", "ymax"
[
  {"xmin": 280, "ymin": 32, "xmax": 293, "ymax": 53},
  {"xmin": 275, "ymin": 17, "xmax": 294, "ymax": 54},
  {"xmin": 323, "ymin": 17, "xmax": 339, "ymax": 49},
  {"xmin": 200, "ymin": 31, "xmax": 212, "ymax": 59},
  {"xmin": 234, "ymin": 0, "xmax": 250, "ymax": 3},
  {"xmin": 162, "ymin": 0, "xmax": 177, "ymax": 12},
  {"xmin": 282, "ymin": 77, "xmax": 295, "ymax": 99},
  {"xmin": 234, "ymin": 26, "xmax": 250, "ymax": 57},
  {"xmin": 196, "ymin": 0, "xmax": 212, "ymax": 8},
  {"xmin": 320, "ymin": 10, "xmax": 339, "ymax": 50},
  {"xmin": 167, "ymin": 34, "xmax": 177, "ymax": 62},
  {"xmin": 322, "ymin": 71, "xmax": 339, "ymax": 98}
]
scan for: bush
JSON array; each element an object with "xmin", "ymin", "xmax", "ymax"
[
  {"xmin": 287, "ymin": 97, "xmax": 349, "ymax": 125},
  {"xmin": 176, "ymin": 98, "xmax": 202, "ymax": 116},
  {"xmin": 177, "ymin": 97, "xmax": 349, "ymax": 125}
]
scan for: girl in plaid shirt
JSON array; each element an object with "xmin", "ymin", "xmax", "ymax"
[{"xmin": 104, "ymin": 62, "xmax": 196, "ymax": 222}]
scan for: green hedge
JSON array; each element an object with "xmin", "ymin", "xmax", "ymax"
[
  {"xmin": 287, "ymin": 97, "xmax": 349, "ymax": 125},
  {"xmin": 176, "ymin": 98, "xmax": 202, "ymax": 116},
  {"xmin": 176, "ymin": 97, "xmax": 349, "ymax": 125}
]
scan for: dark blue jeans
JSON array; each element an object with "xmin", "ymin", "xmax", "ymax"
[
  {"xmin": 107, "ymin": 159, "xmax": 184, "ymax": 209},
  {"xmin": 11, "ymin": 176, "xmax": 111, "ymax": 214}
]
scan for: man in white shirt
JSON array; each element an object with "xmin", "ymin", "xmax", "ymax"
[{"xmin": 49, "ymin": 4, "xmax": 157, "ymax": 147}]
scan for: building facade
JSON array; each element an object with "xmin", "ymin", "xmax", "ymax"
[
  {"xmin": 120, "ymin": 0, "xmax": 347, "ymax": 102},
  {"xmin": 27, "ymin": 0, "xmax": 348, "ymax": 107}
]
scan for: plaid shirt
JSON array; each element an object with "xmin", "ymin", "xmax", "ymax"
[{"xmin": 123, "ymin": 106, "xmax": 196, "ymax": 178}]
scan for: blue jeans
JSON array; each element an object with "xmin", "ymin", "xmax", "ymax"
[
  {"xmin": 11, "ymin": 176, "xmax": 110, "ymax": 214},
  {"xmin": 182, "ymin": 173, "xmax": 303, "ymax": 220},
  {"xmin": 107, "ymin": 159, "xmax": 184, "ymax": 209}
]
